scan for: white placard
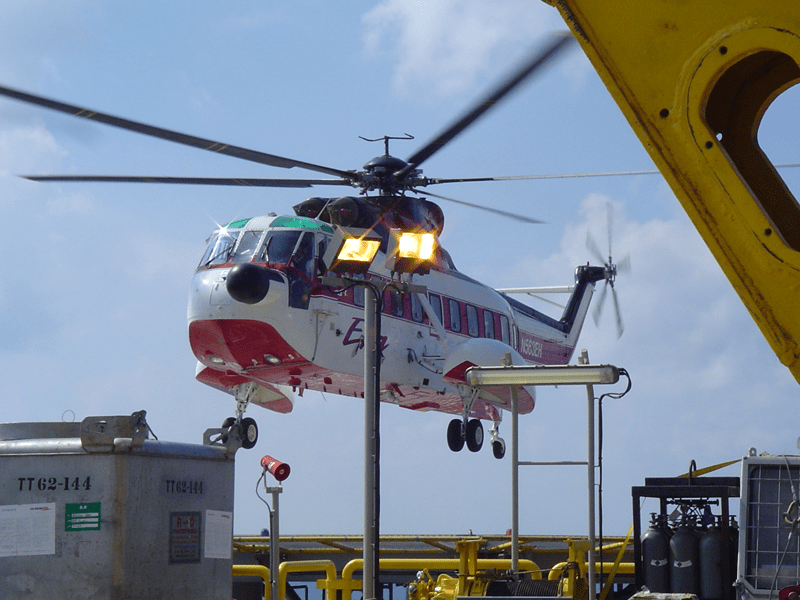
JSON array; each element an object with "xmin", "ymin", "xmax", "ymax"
[
  {"xmin": 204, "ymin": 509, "xmax": 233, "ymax": 560},
  {"xmin": 0, "ymin": 503, "xmax": 56, "ymax": 557}
]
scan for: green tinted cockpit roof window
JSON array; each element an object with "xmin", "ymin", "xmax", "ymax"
[
  {"xmin": 225, "ymin": 218, "xmax": 252, "ymax": 229},
  {"xmin": 270, "ymin": 216, "xmax": 333, "ymax": 233}
]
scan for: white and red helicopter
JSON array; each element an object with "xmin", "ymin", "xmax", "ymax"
[{"xmin": 0, "ymin": 34, "xmax": 626, "ymax": 458}]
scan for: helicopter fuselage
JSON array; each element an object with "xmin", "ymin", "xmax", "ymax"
[{"xmin": 187, "ymin": 212, "xmax": 600, "ymax": 421}]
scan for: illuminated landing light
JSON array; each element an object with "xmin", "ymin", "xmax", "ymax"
[
  {"xmin": 263, "ymin": 354, "xmax": 281, "ymax": 365},
  {"xmin": 340, "ymin": 237, "xmax": 381, "ymax": 262},
  {"xmin": 385, "ymin": 228, "xmax": 437, "ymax": 274},
  {"xmin": 209, "ymin": 355, "xmax": 225, "ymax": 365},
  {"xmin": 399, "ymin": 231, "xmax": 435, "ymax": 259},
  {"xmin": 323, "ymin": 226, "xmax": 382, "ymax": 274}
]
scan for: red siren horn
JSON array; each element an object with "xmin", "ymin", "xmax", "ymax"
[{"xmin": 260, "ymin": 455, "xmax": 291, "ymax": 482}]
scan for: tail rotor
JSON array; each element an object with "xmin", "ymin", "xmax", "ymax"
[{"xmin": 586, "ymin": 202, "xmax": 630, "ymax": 338}]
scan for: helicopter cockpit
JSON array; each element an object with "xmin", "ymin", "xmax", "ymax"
[
  {"xmin": 198, "ymin": 212, "xmax": 459, "ymax": 313},
  {"xmin": 200, "ymin": 218, "xmax": 323, "ymax": 268}
]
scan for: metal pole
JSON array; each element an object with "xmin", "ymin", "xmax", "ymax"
[
  {"xmin": 579, "ymin": 349, "xmax": 597, "ymax": 600},
  {"xmin": 268, "ymin": 487, "xmax": 282, "ymax": 600},
  {"xmin": 363, "ymin": 286, "xmax": 379, "ymax": 600},
  {"xmin": 510, "ymin": 385, "xmax": 520, "ymax": 574}
]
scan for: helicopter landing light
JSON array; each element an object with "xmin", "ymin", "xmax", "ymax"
[
  {"xmin": 208, "ymin": 355, "xmax": 225, "ymax": 365},
  {"xmin": 385, "ymin": 228, "xmax": 437, "ymax": 274},
  {"xmin": 323, "ymin": 226, "xmax": 382, "ymax": 275},
  {"xmin": 263, "ymin": 354, "xmax": 281, "ymax": 365}
]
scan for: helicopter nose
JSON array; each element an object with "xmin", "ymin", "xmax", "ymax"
[{"xmin": 226, "ymin": 263, "xmax": 277, "ymax": 304}]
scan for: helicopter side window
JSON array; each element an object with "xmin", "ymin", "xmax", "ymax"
[
  {"xmin": 466, "ymin": 305, "xmax": 479, "ymax": 337},
  {"xmin": 499, "ymin": 314, "xmax": 510, "ymax": 345},
  {"xmin": 483, "ymin": 310, "xmax": 495, "ymax": 340},
  {"xmin": 390, "ymin": 290, "xmax": 404, "ymax": 318},
  {"xmin": 290, "ymin": 232, "xmax": 315, "ymax": 279},
  {"xmin": 230, "ymin": 230, "xmax": 263, "ymax": 263},
  {"xmin": 258, "ymin": 231, "xmax": 302, "ymax": 265},
  {"xmin": 200, "ymin": 230, "xmax": 240, "ymax": 267},
  {"xmin": 448, "ymin": 299, "xmax": 461, "ymax": 333},
  {"xmin": 429, "ymin": 293, "xmax": 443, "ymax": 326},
  {"xmin": 317, "ymin": 237, "xmax": 329, "ymax": 274},
  {"xmin": 411, "ymin": 293, "xmax": 424, "ymax": 323}
]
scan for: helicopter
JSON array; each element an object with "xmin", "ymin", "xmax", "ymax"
[{"xmin": 0, "ymin": 33, "xmax": 627, "ymax": 458}]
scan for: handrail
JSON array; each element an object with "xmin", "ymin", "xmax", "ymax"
[
  {"xmin": 232, "ymin": 565, "xmax": 271, "ymax": 600},
  {"xmin": 340, "ymin": 557, "xmax": 542, "ymax": 600},
  {"xmin": 278, "ymin": 560, "xmax": 337, "ymax": 600},
  {"xmin": 546, "ymin": 561, "xmax": 635, "ymax": 580}
]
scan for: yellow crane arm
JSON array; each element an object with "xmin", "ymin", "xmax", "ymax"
[{"xmin": 546, "ymin": 0, "xmax": 800, "ymax": 383}]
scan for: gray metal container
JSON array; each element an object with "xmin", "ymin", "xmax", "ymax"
[{"xmin": 0, "ymin": 413, "xmax": 235, "ymax": 600}]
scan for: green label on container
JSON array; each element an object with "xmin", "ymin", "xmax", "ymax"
[{"xmin": 65, "ymin": 502, "xmax": 101, "ymax": 531}]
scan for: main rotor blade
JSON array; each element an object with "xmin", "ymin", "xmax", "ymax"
[
  {"xmin": 402, "ymin": 32, "xmax": 575, "ymax": 174},
  {"xmin": 426, "ymin": 162, "xmax": 800, "ymax": 184},
  {"xmin": 0, "ymin": 84, "xmax": 354, "ymax": 180},
  {"xmin": 413, "ymin": 188, "xmax": 545, "ymax": 224},
  {"xmin": 21, "ymin": 175, "xmax": 353, "ymax": 188},
  {"xmin": 425, "ymin": 170, "xmax": 662, "ymax": 184}
]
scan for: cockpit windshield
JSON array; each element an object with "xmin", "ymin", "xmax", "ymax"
[
  {"xmin": 200, "ymin": 230, "xmax": 240, "ymax": 266},
  {"xmin": 230, "ymin": 230, "xmax": 263, "ymax": 263},
  {"xmin": 257, "ymin": 231, "xmax": 302, "ymax": 265}
]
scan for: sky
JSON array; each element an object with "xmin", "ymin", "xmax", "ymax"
[{"xmin": 1, "ymin": 0, "xmax": 799, "ymax": 539}]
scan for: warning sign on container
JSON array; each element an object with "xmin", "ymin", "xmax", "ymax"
[
  {"xmin": 169, "ymin": 511, "xmax": 201, "ymax": 564},
  {"xmin": 204, "ymin": 509, "xmax": 233, "ymax": 559},
  {"xmin": 65, "ymin": 502, "xmax": 101, "ymax": 532},
  {"xmin": 0, "ymin": 503, "xmax": 56, "ymax": 557}
]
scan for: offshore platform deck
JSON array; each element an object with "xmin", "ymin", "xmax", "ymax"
[{"xmin": 232, "ymin": 534, "xmax": 636, "ymax": 600}]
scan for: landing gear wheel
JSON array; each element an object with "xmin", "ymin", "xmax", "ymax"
[
  {"xmin": 447, "ymin": 418, "xmax": 465, "ymax": 452},
  {"xmin": 466, "ymin": 419, "xmax": 484, "ymax": 452},
  {"xmin": 241, "ymin": 417, "xmax": 259, "ymax": 450},
  {"xmin": 492, "ymin": 439, "xmax": 506, "ymax": 459},
  {"xmin": 220, "ymin": 417, "xmax": 236, "ymax": 443}
]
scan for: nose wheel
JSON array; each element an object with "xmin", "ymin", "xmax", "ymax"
[
  {"xmin": 218, "ymin": 382, "xmax": 261, "ymax": 450},
  {"xmin": 446, "ymin": 418, "xmax": 483, "ymax": 453},
  {"xmin": 220, "ymin": 416, "xmax": 259, "ymax": 450}
]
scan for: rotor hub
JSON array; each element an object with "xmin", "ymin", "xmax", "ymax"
[{"xmin": 361, "ymin": 154, "xmax": 421, "ymax": 193}]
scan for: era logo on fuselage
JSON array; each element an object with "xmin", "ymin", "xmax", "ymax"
[{"xmin": 343, "ymin": 318, "xmax": 389, "ymax": 352}]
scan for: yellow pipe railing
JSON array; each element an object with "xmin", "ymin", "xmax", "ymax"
[
  {"xmin": 279, "ymin": 560, "xmax": 338, "ymax": 600},
  {"xmin": 232, "ymin": 565, "xmax": 271, "ymax": 600},
  {"xmin": 339, "ymin": 557, "xmax": 542, "ymax": 600},
  {"xmin": 546, "ymin": 561, "xmax": 635, "ymax": 580}
]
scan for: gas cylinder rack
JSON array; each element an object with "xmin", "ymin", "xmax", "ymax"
[{"xmin": 631, "ymin": 476, "xmax": 740, "ymax": 597}]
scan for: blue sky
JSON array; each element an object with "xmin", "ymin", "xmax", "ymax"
[{"xmin": 1, "ymin": 0, "xmax": 799, "ymax": 537}]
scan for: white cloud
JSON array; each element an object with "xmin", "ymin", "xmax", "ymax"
[
  {"xmin": 0, "ymin": 123, "xmax": 66, "ymax": 177},
  {"xmin": 362, "ymin": 0, "xmax": 563, "ymax": 96}
]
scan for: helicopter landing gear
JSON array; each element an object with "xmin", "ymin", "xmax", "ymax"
[
  {"xmin": 446, "ymin": 418, "xmax": 484, "ymax": 453},
  {"xmin": 466, "ymin": 419, "xmax": 483, "ymax": 452},
  {"xmin": 488, "ymin": 420, "xmax": 506, "ymax": 459},
  {"xmin": 219, "ymin": 383, "xmax": 260, "ymax": 450},
  {"xmin": 447, "ymin": 389, "xmax": 484, "ymax": 453},
  {"xmin": 447, "ymin": 419, "xmax": 465, "ymax": 452}
]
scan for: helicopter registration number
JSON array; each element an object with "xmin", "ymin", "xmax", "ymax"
[{"xmin": 519, "ymin": 334, "xmax": 544, "ymax": 360}]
